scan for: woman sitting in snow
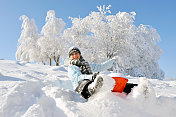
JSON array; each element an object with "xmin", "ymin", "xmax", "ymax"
[{"xmin": 68, "ymin": 46, "xmax": 137, "ymax": 99}]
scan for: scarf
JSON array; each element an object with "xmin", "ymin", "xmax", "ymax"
[{"xmin": 69, "ymin": 56, "xmax": 93, "ymax": 75}]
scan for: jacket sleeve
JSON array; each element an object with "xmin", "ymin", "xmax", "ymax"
[
  {"xmin": 68, "ymin": 65, "xmax": 92, "ymax": 90},
  {"xmin": 90, "ymin": 59, "xmax": 115, "ymax": 73}
]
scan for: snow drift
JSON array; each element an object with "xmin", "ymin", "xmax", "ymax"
[{"xmin": 0, "ymin": 60, "xmax": 176, "ymax": 117}]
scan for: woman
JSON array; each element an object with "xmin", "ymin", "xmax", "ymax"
[
  {"xmin": 68, "ymin": 46, "xmax": 137, "ymax": 99},
  {"xmin": 68, "ymin": 46, "xmax": 117, "ymax": 99}
]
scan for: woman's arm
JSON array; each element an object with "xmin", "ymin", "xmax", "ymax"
[{"xmin": 90, "ymin": 59, "xmax": 115, "ymax": 73}]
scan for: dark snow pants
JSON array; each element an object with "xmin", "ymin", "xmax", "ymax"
[{"xmin": 75, "ymin": 79, "xmax": 93, "ymax": 99}]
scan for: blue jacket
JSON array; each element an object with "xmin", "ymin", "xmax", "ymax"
[{"xmin": 68, "ymin": 59, "xmax": 115, "ymax": 90}]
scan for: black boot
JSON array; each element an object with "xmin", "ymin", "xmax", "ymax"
[{"xmin": 79, "ymin": 76, "xmax": 103, "ymax": 99}]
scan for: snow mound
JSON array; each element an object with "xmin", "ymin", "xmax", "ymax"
[
  {"xmin": 0, "ymin": 60, "xmax": 176, "ymax": 117},
  {"xmin": 132, "ymin": 77, "xmax": 156, "ymax": 102}
]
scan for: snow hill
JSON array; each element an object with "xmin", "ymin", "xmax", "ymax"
[{"xmin": 0, "ymin": 60, "xmax": 176, "ymax": 117}]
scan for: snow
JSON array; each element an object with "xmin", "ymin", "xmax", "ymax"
[{"xmin": 0, "ymin": 60, "xmax": 176, "ymax": 117}]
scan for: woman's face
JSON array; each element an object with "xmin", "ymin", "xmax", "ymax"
[{"xmin": 69, "ymin": 52, "xmax": 80, "ymax": 60}]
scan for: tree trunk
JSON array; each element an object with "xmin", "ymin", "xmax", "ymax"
[
  {"xmin": 49, "ymin": 58, "xmax": 52, "ymax": 66},
  {"xmin": 42, "ymin": 61, "xmax": 45, "ymax": 65},
  {"xmin": 54, "ymin": 55, "xmax": 60, "ymax": 66}
]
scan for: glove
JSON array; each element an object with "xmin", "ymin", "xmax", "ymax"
[
  {"xmin": 92, "ymin": 72, "xmax": 99, "ymax": 80},
  {"xmin": 70, "ymin": 60, "xmax": 83, "ymax": 66},
  {"xmin": 112, "ymin": 56, "xmax": 119, "ymax": 62}
]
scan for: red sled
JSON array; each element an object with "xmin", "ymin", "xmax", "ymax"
[{"xmin": 111, "ymin": 77, "xmax": 128, "ymax": 93}]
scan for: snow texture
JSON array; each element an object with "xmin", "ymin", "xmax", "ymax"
[{"xmin": 0, "ymin": 60, "xmax": 175, "ymax": 117}]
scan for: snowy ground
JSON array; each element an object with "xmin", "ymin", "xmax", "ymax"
[{"xmin": 0, "ymin": 60, "xmax": 176, "ymax": 117}]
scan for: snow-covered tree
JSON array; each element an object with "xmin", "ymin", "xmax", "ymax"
[
  {"xmin": 16, "ymin": 6, "xmax": 164, "ymax": 79},
  {"xmin": 39, "ymin": 10, "xmax": 65, "ymax": 66},
  {"xmin": 16, "ymin": 15, "xmax": 41, "ymax": 62},
  {"xmin": 16, "ymin": 10, "xmax": 67, "ymax": 66},
  {"xmin": 62, "ymin": 5, "xmax": 164, "ymax": 79}
]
